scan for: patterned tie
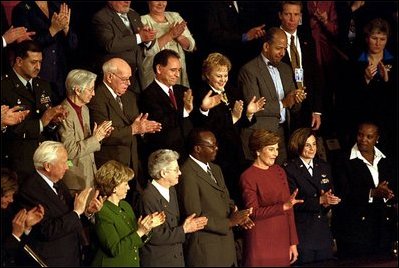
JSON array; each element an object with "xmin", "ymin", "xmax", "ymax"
[
  {"xmin": 207, "ymin": 166, "xmax": 218, "ymax": 184},
  {"xmin": 290, "ymin": 35, "xmax": 300, "ymax": 69},
  {"xmin": 53, "ymin": 182, "xmax": 66, "ymax": 205},
  {"xmin": 168, "ymin": 88, "xmax": 177, "ymax": 109},
  {"xmin": 116, "ymin": 96, "xmax": 123, "ymax": 111}
]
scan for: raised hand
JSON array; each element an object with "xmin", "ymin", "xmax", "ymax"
[
  {"xmin": 93, "ymin": 121, "xmax": 114, "ymax": 142},
  {"xmin": 25, "ymin": 204, "xmax": 45, "ymax": 229},
  {"xmin": 183, "ymin": 89, "xmax": 193, "ymax": 113},
  {"xmin": 12, "ymin": 209, "xmax": 28, "ymax": 238},
  {"xmin": 59, "ymin": 3, "xmax": 71, "ymax": 35},
  {"xmin": 86, "ymin": 189, "xmax": 105, "ymax": 215},
  {"xmin": 149, "ymin": 211, "xmax": 166, "ymax": 228},
  {"xmin": 200, "ymin": 90, "xmax": 222, "ymax": 111},
  {"xmin": 183, "ymin": 213, "xmax": 208, "ymax": 233},
  {"xmin": 1, "ymin": 105, "xmax": 30, "ymax": 127},
  {"xmin": 293, "ymin": 88, "xmax": 307, "ymax": 104},
  {"xmin": 246, "ymin": 96, "xmax": 266, "ymax": 115},
  {"xmin": 320, "ymin": 189, "xmax": 341, "ymax": 207},
  {"xmin": 246, "ymin": 24, "xmax": 266, "ymax": 41},
  {"xmin": 372, "ymin": 181, "xmax": 395, "ymax": 200},
  {"xmin": 3, "ymin": 26, "xmax": 35, "ymax": 44},
  {"xmin": 131, "ymin": 113, "xmax": 162, "ymax": 135},
  {"xmin": 364, "ymin": 61, "xmax": 378, "ymax": 83},
  {"xmin": 74, "ymin": 188, "xmax": 93, "ymax": 215},
  {"xmin": 229, "ymin": 206, "xmax": 253, "ymax": 227},
  {"xmin": 139, "ymin": 25, "xmax": 157, "ymax": 43},
  {"xmin": 232, "ymin": 100, "xmax": 244, "ymax": 123},
  {"xmin": 283, "ymin": 189, "xmax": 304, "ymax": 211},
  {"xmin": 169, "ymin": 21, "xmax": 187, "ymax": 39},
  {"xmin": 378, "ymin": 61, "xmax": 390, "ymax": 82}
]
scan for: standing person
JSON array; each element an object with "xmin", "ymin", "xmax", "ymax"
[
  {"xmin": 92, "ymin": 160, "xmax": 166, "ymax": 267},
  {"xmin": 278, "ymin": 1, "xmax": 323, "ymax": 131},
  {"xmin": 59, "ymin": 69, "xmax": 113, "ymax": 195},
  {"xmin": 87, "ymin": 57, "xmax": 161, "ymax": 191},
  {"xmin": 332, "ymin": 121, "xmax": 397, "ymax": 259},
  {"xmin": 92, "ymin": 1, "xmax": 156, "ymax": 93},
  {"xmin": 240, "ymin": 129, "xmax": 303, "ymax": 266},
  {"xmin": 238, "ymin": 27, "xmax": 306, "ymax": 164},
  {"xmin": 139, "ymin": 49, "xmax": 194, "ymax": 161},
  {"xmin": 1, "ymin": 40, "xmax": 67, "ymax": 182},
  {"xmin": 194, "ymin": 52, "xmax": 265, "ymax": 205},
  {"xmin": 141, "ymin": 1, "xmax": 196, "ymax": 89},
  {"xmin": 283, "ymin": 128, "xmax": 341, "ymax": 264},
  {"xmin": 12, "ymin": 1, "xmax": 78, "ymax": 104},
  {"xmin": 17, "ymin": 141, "xmax": 104, "ymax": 266},
  {"xmin": 140, "ymin": 149, "xmax": 208, "ymax": 267},
  {"xmin": 178, "ymin": 128, "xmax": 254, "ymax": 267}
]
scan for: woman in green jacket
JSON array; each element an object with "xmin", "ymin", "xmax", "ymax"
[{"xmin": 91, "ymin": 160, "xmax": 165, "ymax": 267}]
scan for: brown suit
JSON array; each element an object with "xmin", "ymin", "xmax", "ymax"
[{"xmin": 178, "ymin": 157, "xmax": 237, "ymax": 267}]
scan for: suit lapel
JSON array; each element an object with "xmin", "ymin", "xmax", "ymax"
[
  {"xmin": 36, "ymin": 175, "xmax": 70, "ymax": 211},
  {"xmin": 99, "ymin": 85, "xmax": 131, "ymax": 124},
  {"xmin": 62, "ymin": 100, "xmax": 85, "ymax": 138},
  {"xmin": 188, "ymin": 158, "xmax": 223, "ymax": 190},
  {"xmin": 256, "ymin": 56, "xmax": 279, "ymax": 100},
  {"xmin": 295, "ymin": 158, "xmax": 321, "ymax": 192}
]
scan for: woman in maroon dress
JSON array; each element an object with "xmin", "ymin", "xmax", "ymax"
[{"xmin": 240, "ymin": 129, "xmax": 303, "ymax": 266}]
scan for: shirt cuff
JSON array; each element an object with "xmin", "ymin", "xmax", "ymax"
[
  {"xmin": 136, "ymin": 33, "xmax": 142, "ymax": 44},
  {"xmin": 313, "ymin": 112, "xmax": 322, "ymax": 115},
  {"xmin": 39, "ymin": 119, "xmax": 43, "ymax": 133},
  {"xmin": 200, "ymin": 108, "xmax": 209, "ymax": 116},
  {"xmin": 183, "ymin": 108, "xmax": 189, "ymax": 118},
  {"xmin": 12, "ymin": 233, "xmax": 22, "ymax": 241},
  {"xmin": 2, "ymin": 36, "xmax": 6, "ymax": 48}
]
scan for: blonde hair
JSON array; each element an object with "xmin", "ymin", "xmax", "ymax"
[
  {"xmin": 201, "ymin": 52, "xmax": 232, "ymax": 81},
  {"xmin": 95, "ymin": 160, "xmax": 134, "ymax": 196}
]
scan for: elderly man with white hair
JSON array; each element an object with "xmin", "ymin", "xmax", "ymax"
[{"xmin": 17, "ymin": 141, "xmax": 104, "ymax": 266}]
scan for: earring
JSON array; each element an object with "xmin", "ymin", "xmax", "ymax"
[{"xmin": 376, "ymin": 140, "xmax": 379, "ymax": 144}]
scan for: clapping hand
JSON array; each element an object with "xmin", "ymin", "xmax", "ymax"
[
  {"xmin": 183, "ymin": 213, "xmax": 208, "ymax": 233},
  {"xmin": 131, "ymin": 113, "xmax": 162, "ymax": 135},
  {"xmin": 86, "ymin": 189, "xmax": 105, "ymax": 215},
  {"xmin": 201, "ymin": 90, "xmax": 222, "ymax": 111},
  {"xmin": 246, "ymin": 96, "xmax": 266, "ymax": 117},
  {"xmin": 183, "ymin": 89, "xmax": 194, "ymax": 113},
  {"xmin": 93, "ymin": 121, "xmax": 114, "ymax": 142},
  {"xmin": 283, "ymin": 188, "xmax": 304, "ymax": 211},
  {"xmin": 1, "ymin": 105, "xmax": 30, "ymax": 127}
]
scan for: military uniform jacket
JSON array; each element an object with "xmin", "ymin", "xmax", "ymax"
[{"xmin": 1, "ymin": 71, "xmax": 57, "ymax": 181}]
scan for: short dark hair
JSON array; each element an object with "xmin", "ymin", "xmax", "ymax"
[
  {"xmin": 288, "ymin": 128, "xmax": 317, "ymax": 157},
  {"xmin": 262, "ymin": 27, "xmax": 284, "ymax": 44},
  {"xmin": 279, "ymin": 1, "xmax": 303, "ymax": 12},
  {"xmin": 14, "ymin": 40, "xmax": 42, "ymax": 60},
  {"xmin": 152, "ymin": 49, "xmax": 180, "ymax": 73},
  {"xmin": 248, "ymin": 129, "xmax": 280, "ymax": 158},
  {"xmin": 186, "ymin": 127, "xmax": 213, "ymax": 153},
  {"xmin": 364, "ymin": 18, "xmax": 390, "ymax": 38}
]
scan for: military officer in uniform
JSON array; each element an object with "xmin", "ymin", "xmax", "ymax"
[{"xmin": 1, "ymin": 40, "xmax": 67, "ymax": 183}]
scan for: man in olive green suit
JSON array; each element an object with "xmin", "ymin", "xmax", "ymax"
[{"xmin": 178, "ymin": 129, "xmax": 254, "ymax": 266}]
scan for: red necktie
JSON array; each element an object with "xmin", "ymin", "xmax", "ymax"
[{"xmin": 168, "ymin": 88, "xmax": 177, "ymax": 109}]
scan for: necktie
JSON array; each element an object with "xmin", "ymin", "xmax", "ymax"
[
  {"xmin": 168, "ymin": 88, "xmax": 177, "ymax": 109},
  {"xmin": 207, "ymin": 166, "xmax": 218, "ymax": 184},
  {"xmin": 26, "ymin": 82, "xmax": 33, "ymax": 93},
  {"xmin": 308, "ymin": 166, "xmax": 313, "ymax": 176},
  {"xmin": 120, "ymin": 13, "xmax": 133, "ymax": 33},
  {"xmin": 290, "ymin": 35, "xmax": 300, "ymax": 69},
  {"xmin": 53, "ymin": 182, "xmax": 66, "ymax": 205},
  {"xmin": 116, "ymin": 96, "xmax": 123, "ymax": 111}
]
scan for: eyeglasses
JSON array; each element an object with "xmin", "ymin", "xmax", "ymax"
[
  {"xmin": 111, "ymin": 72, "xmax": 131, "ymax": 84},
  {"xmin": 197, "ymin": 142, "xmax": 218, "ymax": 150}
]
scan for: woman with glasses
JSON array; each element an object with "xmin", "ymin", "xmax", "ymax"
[
  {"xmin": 140, "ymin": 149, "xmax": 207, "ymax": 266},
  {"xmin": 59, "ymin": 69, "xmax": 114, "ymax": 195}
]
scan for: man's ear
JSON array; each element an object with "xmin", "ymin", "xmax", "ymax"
[
  {"xmin": 43, "ymin": 162, "xmax": 51, "ymax": 172},
  {"xmin": 156, "ymin": 64, "xmax": 162, "ymax": 75}
]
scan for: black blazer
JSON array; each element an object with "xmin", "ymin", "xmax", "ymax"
[
  {"xmin": 17, "ymin": 173, "xmax": 83, "ymax": 266},
  {"xmin": 139, "ymin": 81, "xmax": 193, "ymax": 159},
  {"xmin": 140, "ymin": 183, "xmax": 185, "ymax": 267},
  {"xmin": 283, "ymin": 157, "xmax": 334, "ymax": 250},
  {"xmin": 281, "ymin": 28, "xmax": 323, "ymax": 128}
]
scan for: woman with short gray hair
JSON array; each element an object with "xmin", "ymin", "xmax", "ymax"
[
  {"xmin": 59, "ymin": 69, "xmax": 114, "ymax": 194},
  {"xmin": 140, "ymin": 149, "xmax": 208, "ymax": 266}
]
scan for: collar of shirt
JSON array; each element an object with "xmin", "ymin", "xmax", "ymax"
[
  {"xmin": 350, "ymin": 143, "xmax": 386, "ymax": 164},
  {"xmin": 103, "ymin": 81, "xmax": 118, "ymax": 99},
  {"xmin": 189, "ymin": 154, "xmax": 209, "ymax": 173},
  {"xmin": 209, "ymin": 84, "xmax": 225, "ymax": 95},
  {"xmin": 299, "ymin": 157, "xmax": 313, "ymax": 170},
  {"xmin": 155, "ymin": 78, "xmax": 173, "ymax": 96},
  {"xmin": 36, "ymin": 169, "xmax": 58, "ymax": 194},
  {"xmin": 152, "ymin": 179, "xmax": 170, "ymax": 202},
  {"xmin": 261, "ymin": 53, "xmax": 276, "ymax": 69},
  {"xmin": 13, "ymin": 68, "xmax": 32, "ymax": 87},
  {"xmin": 280, "ymin": 27, "xmax": 298, "ymax": 47}
]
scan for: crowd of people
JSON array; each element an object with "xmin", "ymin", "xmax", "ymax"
[{"xmin": 1, "ymin": 1, "xmax": 397, "ymax": 267}]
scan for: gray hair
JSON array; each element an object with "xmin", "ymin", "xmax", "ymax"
[
  {"xmin": 33, "ymin": 141, "xmax": 66, "ymax": 169},
  {"xmin": 65, "ymin": 69, "xmax": 97, "ymax": 97},
  {"xmin": 148, "ymin": 149, "xmax": 179, "ymax": 180}
]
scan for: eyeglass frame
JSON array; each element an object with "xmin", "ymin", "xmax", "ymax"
[{"xmin": 111, "ymin": 72, "xmax": 131, "ymax": 84}]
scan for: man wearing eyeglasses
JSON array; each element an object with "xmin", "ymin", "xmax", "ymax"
[
  {"xmin": 177, "ymin": 128, "xmax": 254, "ymax": 267},
  {"xmin": 88, "ymin": 57, "xmax": 161, "ymax": 195}
]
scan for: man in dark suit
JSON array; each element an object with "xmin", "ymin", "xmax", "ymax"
[
  {"xmin": 177, "ymin": 128, "xmax": 254, "ymax": 267},
  {"xmin": 1, "ymin": 40, "xmax": 67, "ymax": 182},
  {"xmin": 139, "ymin": 49, "xmax": 194, "ymax": 162},
  {"xmin": 278, "ymin": 1, "xmax": 323, "ymax": 131},
  {"xmin": 92, "ymin": 1, "xmax": 156, "ymax": 93},
  {"xmin": 17, "ymin": 141, "xmax": 103, "ymax": 266},
  {"xmin": 140, "ymin": 149, "xmax": 207, "ymax": 267},
  {"xmin": 88, "ymin": 57, "xmax": 161, "ymax": 190},
  {"xmin": 238, "ymin": 27, "xmax": 306, "ymax": 164}
]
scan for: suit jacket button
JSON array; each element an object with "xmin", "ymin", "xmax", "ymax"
[
  {"xmin": 361, "ymin": 216, "xmax": 366, "ymax": 221},
  {"xmin": 313, "ymin": 193, "xmax": 317, "ymax": 197},
  {"xmin": 317, "ymin": 215, "xmax": 321, "ymax": 219}
]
